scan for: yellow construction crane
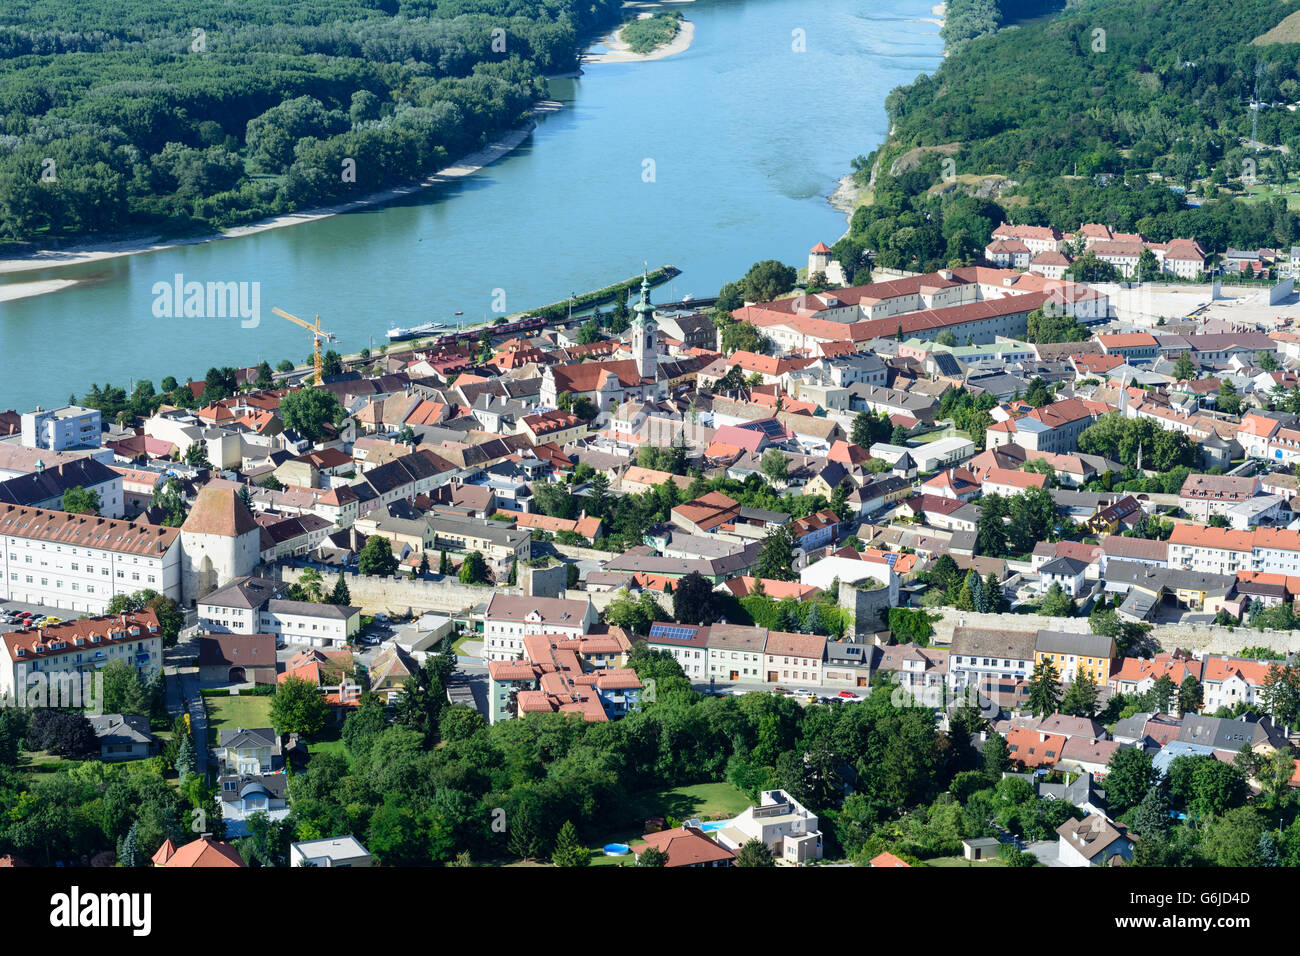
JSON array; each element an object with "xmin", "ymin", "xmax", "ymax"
[{"xmin": 272, "ymin": 307, "xmax": 337, "ymax": 386}]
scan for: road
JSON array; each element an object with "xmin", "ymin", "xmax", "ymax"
[{"xmin": 164, "ymin": 633, "xmax": 208, "ymax": 775}]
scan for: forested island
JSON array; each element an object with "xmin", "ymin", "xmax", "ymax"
[
  {"xmin": 834, "ymin": 0, "xmax": 1300, "ymax": 278},
  {"xmin": 620, "ymin": 11, "xmax": 683, "ymax": 56},
  {"xmin": 0, "ymin": 0, "xmax": 626, "ymax": 243}
]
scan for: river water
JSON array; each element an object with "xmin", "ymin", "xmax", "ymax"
[{"xmin": 0, "ymin": 0, "xmax": 942, "ymax": 411}]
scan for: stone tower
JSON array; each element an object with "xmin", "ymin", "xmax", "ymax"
[
  {"xmin": 180, "ymin": 485, "xmax": 262, "ymax": 605},
  {"xmin": 631, "ymin": 269, "xmax": 657, "ymax": 382}
]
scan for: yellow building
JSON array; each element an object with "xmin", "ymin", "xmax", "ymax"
[{"xmin": 1033, "ymin": 629, "xmax": 1115, "ymax": 684}]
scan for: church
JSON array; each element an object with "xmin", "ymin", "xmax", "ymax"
[{"xmin": 540, "ymin": 271, "xmax": 668, "ymax": 412}]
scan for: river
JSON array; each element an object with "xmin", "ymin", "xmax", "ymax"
[{"xmin": 0, "ymin": 0, "xmax": 943, "ymax": 411}]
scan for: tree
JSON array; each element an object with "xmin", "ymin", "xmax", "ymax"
[
  {"xmin": 270, "ymin": 676, "xmax": 329, "ymax": 737},
  {"xmin": 1131, "ymin": 781, "xmax": 1172, "ymax": 841},
  {"xmin": 735, "ymin": 838, "xmax": 776, "ymax": 867},
  {"xmin": 739, "ymin": 260, "xmax": 797, "ymax": 303},
  {"xmin": 975, "ymin": 500, "xmax": 1008, "ymax": 557},
  {"xmin": 439, "ymin": 550, "xmax": 452, "ymax": 576},
  {"xmin": 259, "ymin": 474, "xmax": 284, "ymax": 492},
  {"xmin": 983, "ymin": 731, "xmax": 1010, "ymax": 775},
  {"xmin": 1177, "ymin": 675, "xmax": 1203, "ymax": 716},
  {"xmin": 1173, "ymin": 353, "xmax": 1196, "ymax": 381},
  {"xmin": 183, "ymin": 442, "xmax": 210, "ymax": 468},
  {"xmin": 118, "ymin": 821, "xmax": 143, "ymax": 868},
  {"xmin": 330, "ymin": 575, "xmax": 351, "ymax": 606},
  {"xmin": 26, "ymin": 709, "xmax": 97, "ymax": 758},
  {"xmin": 672, "ymin": 570, "xmax": 718, "ymax": 625},
  {"xmin": 358, "ymin": 535, "xmax": 399, "ymax": 577},
  {"xmin": 175, "ymin": 732, "xmax": 197, "ymax": 784},
  {"xmin": 1038, "ymin": 582, "xmax": 1075, "ymax": 618},
  {"xmin": 1060, "ymin": 672, "xmax": 1098, "ymax": 718},
  {"xmin": 61, "ymin": 485, "xmax": 101, "ymax": 515},
  {"xmin": 1027, "ymin": 657, "xmax": 1061, "ymax": 717},
  {"xmin": 551, "ymin": 821, "xmax": 590, "ymax": 867},
  {"xmin": 760, "ymin": 448, "xmax": 789, "ymax": 486},
  {"xmin": 155, "ymin": 477, "xmax": 188, "ymax": 526},
  {"xmin": 459, "ymin": 551, "xmax": 490, "ymax": 585},
  {"xmin": 1105, "ymin": 747, "xmax": 1156, "ymax": 814},
  {"xmin": 1148, "ymin": 674, "xmax": 1175, "ymax": 715},
  {"xmin": 101, "ymin": 659, "xmax": 150, "ymax": 715},
  {"xmin": 755, "ymin": 525, "xmax": 796, "ymax": 582},
  {"xmin": 278, "ymin": 387, "xmax": 344, "ymax": 441},
  {"xmin": 638, "ymin": 846, "xmax": 668, "ymax": 867}
]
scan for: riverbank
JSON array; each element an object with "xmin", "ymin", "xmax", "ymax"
[
  {"xmin": 827, "ymin": 1, "xmax": 947, "ymax": 228},
  {"xmin": 0, "ymin": 104, "xmax": 563, "ymax": 283},
  {"xmin": 581, "ymin": 17, "xmax": 695, "ymax": 64},
  {"xmin": 0, "ymin": 277, "xmax": 82, "ymax": 302}
]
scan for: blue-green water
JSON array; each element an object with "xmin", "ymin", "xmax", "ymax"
[{"xmin": 0, "ymin": 0, "xmax": 942, "ymax": 410}]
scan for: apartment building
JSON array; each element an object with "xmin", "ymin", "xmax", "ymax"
[
  {"xmin": 0, "ymin": 610, "xmax": 162, "ymax": 702},
  {"xmin": 0, "ymin": 505, "xmax": 182, "ymax": 614},
  {"xmin": 1168, "ymin": 525, "xmax": 1300, "ymax": 576},
  {"xmin": 482, "ymin": 594, "xmax": 598, "ymax": 662}
]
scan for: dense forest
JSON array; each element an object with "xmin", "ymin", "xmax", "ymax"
[
  {"xmin": 0, "ymin": 0, "xmax": 624, "ymax": 241},
  {"xmin": 836, "ymin": 0, "xmax": 1300, "ymax": 276}
]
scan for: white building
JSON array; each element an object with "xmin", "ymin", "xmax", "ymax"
[
  {"xmin": 482, "ymin": 593, "xmax": 598, "ymax": 662},
  {"xmin": 0, "ymin": 505, "xmax": 182, "ymax": 614},
  {"xmin": 0, "ymin": 610, "xmax": 163, "ymax": 703},
  {"xmin": 714, "ymin": 789, "xmax": 823, "ymax": 864},
  {"xmin": 21, "ymin": 405, "xmax": 101, "ymax": 451},
  {"xmin": 290, "ymin": 836, "xmax": 372, "ymax": 868},
  {"xmin": 196, "ymin": 575, "xmax": 361, "ymax": 649}
]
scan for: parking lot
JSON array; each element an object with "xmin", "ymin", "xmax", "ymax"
[{"xmin": 0, "ymin": 600, "xmax": 73, "ymax": 633}]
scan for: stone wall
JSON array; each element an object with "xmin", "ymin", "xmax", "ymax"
[
  {"xmin": 280, "ymin": 567, "xmax": 517, "ymax": 617},
  {"xmin": 928, "ymin": 608, "xmax": 1300, "ymax": 657}
]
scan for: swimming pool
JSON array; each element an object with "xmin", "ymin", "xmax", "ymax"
[
  {"xmin": 698, "ymin": 820, "xmax": 731, "ymax": 833},
  {"xmin": 603, "ymin": 843, "xmax": 630, "ymax": 855}
]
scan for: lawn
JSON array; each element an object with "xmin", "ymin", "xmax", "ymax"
[
  {"xmin": 205, "ymin": 693, "xmax": 274, "ymax": 746},
  {"xmin": 925, "ymin": 855, "xmax": 1008, "ymax": 867},
  {"xmin": 911, "ymin": 428, "xmax": 972, "ymax": 445},
  {"xmin": 584, "ymin": 781, "xmax": 753, "ymax": 865}
]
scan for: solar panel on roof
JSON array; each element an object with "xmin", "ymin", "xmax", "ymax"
[{"xmin": 649, "ymin": 624, "xmax": 696, "ymax": 641}]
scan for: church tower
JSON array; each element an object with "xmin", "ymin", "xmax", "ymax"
[{"xmin": 631, "ymin": 269, "xmax": 657, "ymax": 382}]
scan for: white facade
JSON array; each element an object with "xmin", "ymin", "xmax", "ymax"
[
  {"xmin": 21, "ymin": 406, "xmax": 101, "ymax": 451},
  {"xmin": 0, "ymin": 530, "xmax": 182, "ymax": 614}
]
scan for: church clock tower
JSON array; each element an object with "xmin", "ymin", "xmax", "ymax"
[{"xmin": 631, "ymin": 269, "xmax": 658, "ymax": 381}]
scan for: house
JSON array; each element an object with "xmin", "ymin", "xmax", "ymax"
[
  {"xmin": 1178, "ymin": 474, "xmax": 1261, "ymax": 523},
  {"xmin": 962, "ymin": 837, "xmax": 1002, "ymax": 861},
  {"xmin": 486, "ymin": 633, "xmax": 641, "ymax": 724},
  {"xmin": 1056, "ymin": 815, "xmax": 1133, "ymax": 867},
  {"xmin": 88, "ymin": 713, "xmax": 159, "ymax": 762},
  {"xmin": 632, "ymin": 825, "xmax": 736, "ymax": 867},
  {"xmin": 1033, "ymin": 630, "xmax": 1115, "ymax": 684},
  {"xmin": 1005, "ymin": 727, "xmax": 1067, "ymax": 769},
  {"xmin": 762, "ymin": 631, "xmax": 827, "ymax": 686},
  {"xmin": 706, "ymin": 623, "xmax": 769, "ymax": 682},
  {"xmin": 215, "ymin": 727, "xmax": 280, "ymax": 776},
  {"xmin": 713, "ymin": 789, "xmax": 823, "ymax": 864},
  {"xmin": 219, "ymin": 774, "xmax": 288, "ymax": 827},
  {"xmin": 482, "ymin": 594, "xmax": 599, "ymax": 663},
  {"xmin": 948, "ymin": 627, "xmax": 1037, "ymax": 709},
  {"xmin": 290, "ymin": 836, "xmax": 373, "ymax": 868},
  {"xmin": 197, "ymin": 634, "xmax": 277, "ymax": 685},
  {"xmin": 1037, "ymin": 556, "xmax": 1089, "ymax": 597},
  {"xmin": 0, "ymin": 504, "xmax": 183, "ymax": 615},
  {"xmin": 153, "ymin": 835, "xmax": 246, "ymax": 868},
  {"xmin": 644, "ymin": 621, "xmax": 711, "ymax": 680}
]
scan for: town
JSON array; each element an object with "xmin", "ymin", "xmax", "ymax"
[{"xmin": 3, "ymin": 225, "xmax": 1300, "ymax": 872}]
